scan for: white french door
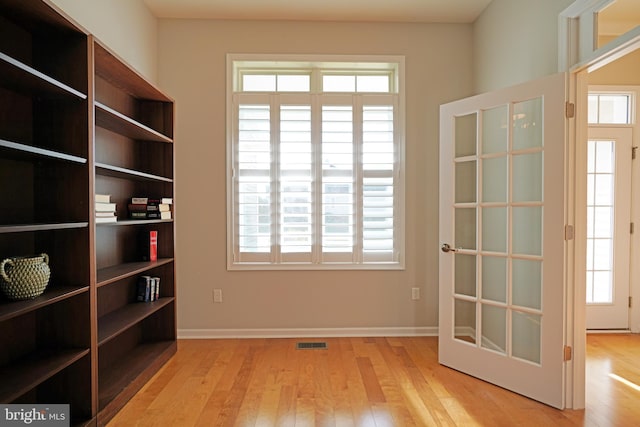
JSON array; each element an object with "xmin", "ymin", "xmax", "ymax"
[
  {"xmin": 585, "ymin": 127, "xmax": 632, "ymax": 330},
  {"xmin": 439, "ymin": 73, "xmax": 567, "ymax": 409}
]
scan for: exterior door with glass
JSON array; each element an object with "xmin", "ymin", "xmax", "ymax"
[
  {"xmin": 586, "ymin": 127, "xmax": 632, "ymax": 329},
  {"xmin": 439, "ymin": 73, "xmax": 567, "ymax": 409}
]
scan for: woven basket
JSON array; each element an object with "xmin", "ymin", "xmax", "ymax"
[{"xmin": 0, "ymin": 253, "xmax": 50, "ymax": 300}]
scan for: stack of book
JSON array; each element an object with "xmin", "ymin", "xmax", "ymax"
[
  {"xmin": 95, "ymin": 194, "xmax": 117, "ymax": 223},
  {"xmin": 128, "ymin": 197, "xmax": 173, "ymax": 220},
  {"xmin": 137, "ymin": 275, "xmax": 161, "ymax": 302}
]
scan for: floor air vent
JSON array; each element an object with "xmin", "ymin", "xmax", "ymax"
[{"xmin": 296, "ymin": 341, "xmax": 328, "ymax": 350}]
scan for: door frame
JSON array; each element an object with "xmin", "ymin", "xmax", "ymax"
[{"xmin": 560, "ymin": 0, "xmax": 640, "ymax": 410}]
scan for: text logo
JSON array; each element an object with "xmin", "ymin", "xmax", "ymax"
[{"xmin": 0, "ymin": 405, "xmax": 69, "ymax": 426}]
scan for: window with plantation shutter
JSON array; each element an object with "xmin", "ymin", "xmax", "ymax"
[
  {"xmin": 227, "ymin": 55, "xmax": 405, "ymax": 270},
  {"xmin": 362, "ymin": 104, "xmax": 396, "ymax": 262}
]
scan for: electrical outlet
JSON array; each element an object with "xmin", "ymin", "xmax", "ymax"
[
  {"xmin": 411, "ymin": 287, "xmax": 420, "ymax": 300},
  {"xmin": 213, "ymin": 289, "xmax": 223, "ymax": 303}
]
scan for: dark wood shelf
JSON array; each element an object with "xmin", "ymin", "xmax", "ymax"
[
  {"xmin": 0, "ymin": 3, "xmax": 176, "ymax": 420},
  {"xmin": 0, "ymin": 222, "xmax": 89, "ymax": 234},
  {"xmin": 0, "ymin": 51, "xmax": 87, "ymax": 99},
  {"xmin": 95, "ymin": 218, "xmax": 173, "ymax": 228},
  {"xmin": 93, "ymin": 34, "xmax": 176, "ymax": 422},
  {"xmin": 0, "ymin": 348, "xmax": 90, "ymax": 403},
  {"xmin": 0, "ymin": 0, "xmax": 85, "ymax": 33},
  {"xmin": 94, "ymin": 41, "xmax": 172, "ymax": 103},
  {"xmin": 0, "ymin": 0, "xmax": 93, "ymax": 419},
  {"xmin": 0, "ymin": 2, "xmax": 176, "ymax": 423},
  {"xmin": 0, "ymin": 285, "xmax": 89, "ymax": 322},
  {"xmin": 95, "ymin": 102, "xmax": 172, "ymax": 143},
  {"xmin": 95, "ymin": 162, "xmax": 173, "ymax": 183},
  {"xmin": 98, "ymin": 340, "xmax": 176, "ymax": 413},
  {"xmin": 0, "ymin": 138, "xmax": 87, "ymax": 164},
  {"xmin": 98, "ymin": 298, "xmax": 174, "ymax": 346},
  {"xmin": 97, "ymin": 259, "xmax": 174, "ymax": 287}
]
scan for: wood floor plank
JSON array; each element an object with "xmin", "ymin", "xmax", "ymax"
[
  {"xmin": 384, "ymin": 342, "xmax": 454, "ymax": 425},
  {"xmin": 253, "ymin": 339, "xmax": 287, "ymax": 427},
  {"xmin": 310, "ymin": 342, "xmax": 337, "ymax": 426},
  {"xmin": 356, "ymin": 356, "xmax": 386, "ymax": 404},
  {"xmin": 213, "ymin": 345, "xmax": 257, "ymax": 426},
  {"xmin": 327, "ymin": 338, "xmax": 356, "ymax": 427},
  {"xmin": 344, "ymin": 338, "xmax": 378, "ymax": 426},
  {"xmin": 275, "ymin": 384, "xmax": 296, "ymax": 427},
  {"xmin": 105, "ymin": 359, "xmax": 176, "ymax": 424},
  {"xmin": 372, "ymin": 338, "xmax": 429, "ymax": 426},
  {"xmin": 194, "ymin": 340, "xmax": 250, "ymax": 426},
  {"xmin": 108, "ymin": 340, "xmax": 210, "ymax": 427},
  {"xmin": 106, "ymin": 335, "xmax": 640, "ymax": 426},
  {"xmin": 154, "ymin": 342, "xmax": 227, "ymax": 426}
]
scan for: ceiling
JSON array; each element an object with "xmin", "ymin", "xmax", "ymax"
[
  {"xmin": 142, "ymin": 0, "xmax": 494, "ymax": 23},
  {"xmin": 599, "ymin": 0, "xmax": 640, "ymax": 23},
  {"xmin": 598, "ymin": 0, "xmax": 640, "ymax": 36},
  {"xmin": 142, "ymin": 0, "xmax": 640, "ymax": 33}
]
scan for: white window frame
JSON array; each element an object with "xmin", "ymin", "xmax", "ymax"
[
  {"xmin": 226, "ymin": 54, "xmax": 406, "ymax": 270},
  {"xmin": 587, "ymin": 86, "xmax": 636, "ymax": 125}
]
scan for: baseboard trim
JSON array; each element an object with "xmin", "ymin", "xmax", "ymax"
[{"xmin": 178, "ymin": 326, "xmax": 438, "ymax": 339}]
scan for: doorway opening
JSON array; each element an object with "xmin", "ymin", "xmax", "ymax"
[
  {"xmin": 565, "ymin": 0, "xmax": 640, "ymax": 409},
  {"xmin": 585, "ymin": 88, "xmax": 637, "ymax": 330}
]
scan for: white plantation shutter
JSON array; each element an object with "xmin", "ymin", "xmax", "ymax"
[
  {"xmin": 228, "ymin": 58, "xmax": 404, "ymax": 270},
  {"xmin": 236, "ymin": 102, "xmax": 271, "ymax": 262},
  {"xmin": 279, "ymin": 102, "xmax": 313, "ymax": 262},
  {"xmin": 321, "ymin": 101, "xmax": 354, "ymax": 262},
  {"xmin": 362, "ymin": 100, "xmax": 397, "ymax": 263},
  {"xmin": 232, "ymin": 94, "xmax": 400, "ymax": 268}
]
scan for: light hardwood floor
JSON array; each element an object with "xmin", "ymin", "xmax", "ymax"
[{"xmin": 107, "ymin": 334, "xmax": 640, "ymax": 426}]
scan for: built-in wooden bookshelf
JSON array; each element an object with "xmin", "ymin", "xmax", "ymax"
[
  {"xmin": 92, "ymin": 38, "xmax": 176, "ymax": 426},
  {"xmin": 0, "ymin": 1, "xmax": 176, "ymax": 425}
]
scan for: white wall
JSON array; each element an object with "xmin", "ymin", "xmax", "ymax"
[
  {"xmin": 157, "ymin": 19, "xmax": 474, "ymax": 334},
  {"xmin": 473, "ymin": 0, "xmax": 575, "ymax": 93},
  {"xmin": 49, "ymin": 0, "xmax": 158, "ymax": 82},
  {"xmin": 48, "ymin": 0, "xmax": 580, "ymax": 335},
  {"xmin": 589, "ymin": 49, "xmax": 640, "ymax": 84}
]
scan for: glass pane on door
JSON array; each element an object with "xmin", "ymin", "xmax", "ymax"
[
  {"xmin": 512, "ymin": 311, "xmax": 541, "ymax": 364},
  {"xmin": 455, "ymin": 299, "xmax": 477, "ymax": 344},
  {"xmin": 482, "ymin": 207, "xmax": 507, "ymax": 252},
  {"xmin": 456, "ymin": 161, "xmax": 476, "ymax": 203},
  {"xmin": 586, "ymin": 139, "xmax": 615, "ymax": 303},
  {"xmin": 482, "ymin": 256, "xmax": 507, "ymax": 303},
  {"xmin": 455, "ymin": 208, "xmax": 476, "ymax": 250},
  {"xmin": 482, "ymin": 105, "xmax": 508, "ymax": 154},
  {"xmin": 513, "ymin": 152, "xmax": 543, "ymax": 202},
  {"xmin": 513, "ymin": 98, "xmax": 543, "ymax": 150},
  {"xmin": 513, "ymin": 207, "xmax": 542, "ymax": 256},
  {"xmin": 455, "ymin": 254, "xmax": 476, "ymax": 297},
  {"xmin": 455, "ymin": 113, "xmax": 477, "ymax": 157},
  {"xmin": 482, "ymin": 304, "xmax": 506, "ymax": 354},
  {"xmin": 513, "ymin": 259, "xmax": 542, "ymax": 310},
  {"xmin": 482, "ymin": 156, "xmax": 508, "ymax": 203}
]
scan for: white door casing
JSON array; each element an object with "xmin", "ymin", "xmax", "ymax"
[
  {"xmin": 559, "ymin": 0, "xmax": 640, "ymax": 410},
  {"xmin": 439, "ymin": 73, "xmax": 567, "ymax": 409}
]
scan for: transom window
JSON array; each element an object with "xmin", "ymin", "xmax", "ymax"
[
  {"xmin": 588, "ymin": 92, "xmax": 632, "ymax": 124},
  {"xmin": 227, "ymin": 54, "xmax": 405, "ymax": 270}
]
